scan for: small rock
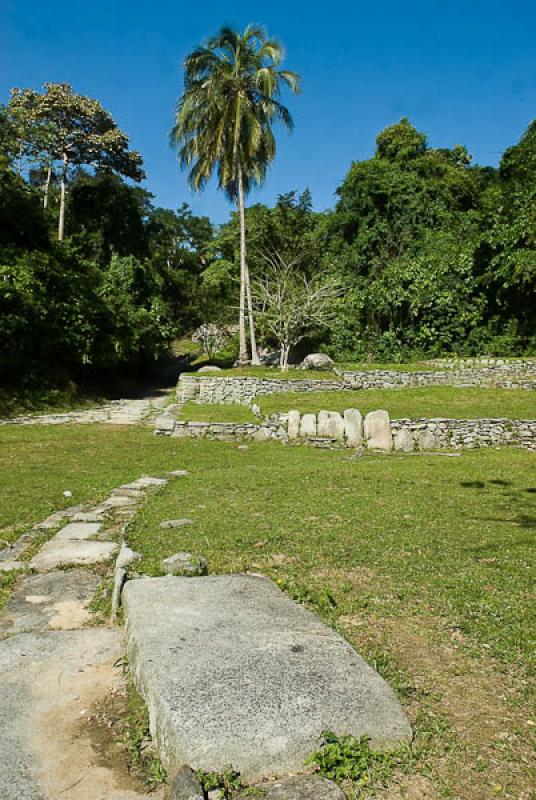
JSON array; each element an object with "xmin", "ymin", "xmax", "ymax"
[
  {"xmin": 162, "ymin": 552, "xmax": 208, "ymax": 576},
  {"xmin": 207, "ymin": 791, "xmax": 221, "ymax": 800},
  {"xmin": 160, "ymin": 519, "xmax": 194, "ymax": 530},
  {"xmin": 300, "ymin": 353, "xmax": 335, "ymax": 370},
  {"xmin": 241, "ymin": 775, "xmax": 346, "ymax": 799},
  {"xmin": 168, "ymin": 470, "xmax": 190, "ymax": 478},
  {"xmin": 169, "ymin": 765, "xmax": 204, "ymax": 800},
  {"xmin": 0, "ymin": 560, "xmax": 24, "ymax": 573},
  {"xmin": 251, "ymin": 403, "xmax": 261, "ymax": 416},
  {"xmin": 238, "ymin": 444, "xmax": 249, "ymax": 451},
  {"xmin": 198, "ymin": 365, "xmax": 221, "ymax": 372}
]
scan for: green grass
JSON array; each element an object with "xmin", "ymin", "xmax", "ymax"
[
  {"xmin": 126, "ymin": 442, "xmax": 536, "ymax": 675},
  {"xmin": 179, "ymin": 403, "xmax": 258, "ymax": 423},
  {"xmin": 0, "ymin": 425, "xmax": 188, "ymax": 543},
  {"xmin": 178, "ymin": 386, "xmax": 536, "ymax": 423},
  {"xmin": 199, "ymin": 366, "xmax": 341, "ymax": 380},
  {"xmin": 258, "ymin": 385, "xmax": 536, "ymax": 419},
  {"xmin": 2, "ymin": 423, "xmax": 535, "ymax": 795}
]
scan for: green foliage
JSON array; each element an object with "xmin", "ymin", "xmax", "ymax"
[
  {"xmin": 119, "ymin": 679, "xmax": 167, "ymax": 789},
  {"xmin": 196, "ymin": 766, "xmax": 242, "ymax": 797},
  {"xmin": 171, "ymin": 24, "xmax": 300, "ymax": 201},
  {"xmin": 306, "ymin": 731, "xmax": 378, "ymax": 783}
]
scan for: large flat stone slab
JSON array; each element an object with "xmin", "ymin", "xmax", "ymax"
[
  {"xmin": 123, "ymin": 575, "xmax": 411, "ymax": 781},
  {"xmin": 29, "ymin": 539, "xmax": 118, "ymax": 571}
]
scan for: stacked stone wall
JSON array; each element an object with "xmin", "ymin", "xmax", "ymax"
[
  {"xmin": 177, "ymin": 363, "xmax": 536, "ymax": 406},
  {"xmin": 156, "ymin": 408, "xmax": 536, "ymax": 451}
]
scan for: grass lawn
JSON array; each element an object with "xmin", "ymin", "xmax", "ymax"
[
  {"xmin": 178, "ymin": 385, "xmax": 536, "ymax": 423},
  {"xmin": 2, "ymin": 424, "xmax": 535, "ymax": 797}
]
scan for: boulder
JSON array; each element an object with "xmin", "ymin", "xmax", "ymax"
[
  {"xmin": 253, "ymin": 427, "xmax": 272, "ymax": 442},
  {"xmin": 260, "ymin": 351, "xmax": 282, "ymax": 366},
  {"xmin": 287, "ymin": 410, "xmax": 301, "ymax": 441},
  {"xmin": 162, "ymin": 552, "xmax": 208, "ymax": 577},
  {"xmin": 317, "ymin": 410, "xmax": 345, "ymax": 440},
  {"xmin": 364, "ymin": 410, "xmax": 393, "ymax": 452},
  {"xmin": 300, "ymin": 353, "xmax": 335, "ymax": 371},
  {"xmin": 344, "ymin": 408, "xmax": 363, "ymax": 447},
  {"xmin": 197, "ymin": 365, "xmax": 221, "ymax": 373},
  {"xmin": 299, "ymin": 413, "xmax": 317, "ymax": 438},
  {"xmin": 393, "ymin": 427, "xmax": 414, "ymax": 452}
]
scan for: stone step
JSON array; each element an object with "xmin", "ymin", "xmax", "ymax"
[{"xmin": 123, "ymin": 575, "xmax": 411, "ymax": 782}]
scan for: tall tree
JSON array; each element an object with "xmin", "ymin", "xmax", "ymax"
[
  {"xmin": 171, "ymin": 24, "xmax": 300, "ymax": 364},
  {"xmin": 8, "ymin": 83, "xmax": 144, "ymax": 241}
]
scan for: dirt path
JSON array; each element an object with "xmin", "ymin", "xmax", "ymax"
[{"xmin": 0, "ymin": 475, "xmax": 173, "ymax": 799}]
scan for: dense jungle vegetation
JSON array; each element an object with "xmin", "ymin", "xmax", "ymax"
[{"xmin": 1, "ymin": 84, "xmax": 535, "ymax": 401}]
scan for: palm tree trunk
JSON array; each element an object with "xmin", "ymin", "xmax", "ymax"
[
  {"xmin": 237, "ymin": 165, "xmax": 249, "ymax": 365},
  {"xmin": 58, "ymin": 153, "xmax": 68, "ymax": 242}
]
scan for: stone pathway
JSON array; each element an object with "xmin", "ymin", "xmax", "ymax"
[
  {"xmin": 0, "ymin": 473, "xmax": 173, "ymax": 800},
  {"xmin": 0, "ymin": 393, "xmax": 171, "ymax": 427}
]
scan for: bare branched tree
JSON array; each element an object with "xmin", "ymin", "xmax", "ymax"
[{"xmin": 252, "ymin": 253, "xmax": 344, "ymax": 369}]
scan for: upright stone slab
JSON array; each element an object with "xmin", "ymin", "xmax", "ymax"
[
  {"xmin": 123, "ymin": 575, "xmax": 411, "ymax": 782},
  {"xmin": 317, "ymin": 411, "xmax": 345, "ymax": 441},
  {"xmin": 364, "ymin": 410, "xmax": 393, "ymax": 452},
  {"xmin": 343, "ymin": 408, "xmax": 363, "ymax": 447},
  {"xmin": 393, "ymin": 427, "xmax": 414, "ymax": 452},
  {"xmin": 287, "ymin": 410, "xmax": 301, "ymax": 441},
  {"xmin": 299, "ymin": 413, "xmax": 317, "ymax": 438}
]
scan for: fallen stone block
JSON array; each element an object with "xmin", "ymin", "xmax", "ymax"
[{"xmin": 123, "ymin": 575, "xmax": 411, "ymax": 782}]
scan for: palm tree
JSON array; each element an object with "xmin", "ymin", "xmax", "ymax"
[{"xmin": 171, "ymin": 25, "xmax": 300, "ymax": 364}]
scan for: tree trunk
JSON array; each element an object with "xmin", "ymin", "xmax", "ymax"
[
  {"xmin": 58, "ymin": 153, "xmax": 68, "ymax": 241},
  {"xmin": 280, "ymin": 343, "xmax": 290, "ymax": 371},
  {"xmin": 245, "ymin": 261, "xmax": 260, "ymax": 365},
  {"xmin": 43, "ymin": 165, "xmax": 52, "ymax": 209},
  {"xmin": 237, "ymin": 165, "xmax": 249, "ymax": 365}
]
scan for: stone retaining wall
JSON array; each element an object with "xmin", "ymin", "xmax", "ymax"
[
  {"xmin": 177, "ymin": 363, "xmax": 536, "ymax": 405},
  {"xmin": 425, "ymin": 357, "xmax": 536, "ymax": 370},
  {"xmin": 155, "ymin": 409, "xmax": 536, "ymax": 451}
]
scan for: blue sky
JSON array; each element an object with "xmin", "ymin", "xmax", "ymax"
[{"xmin": 2, "ymin": 1, "xmax": 536, "ymax": 223}]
